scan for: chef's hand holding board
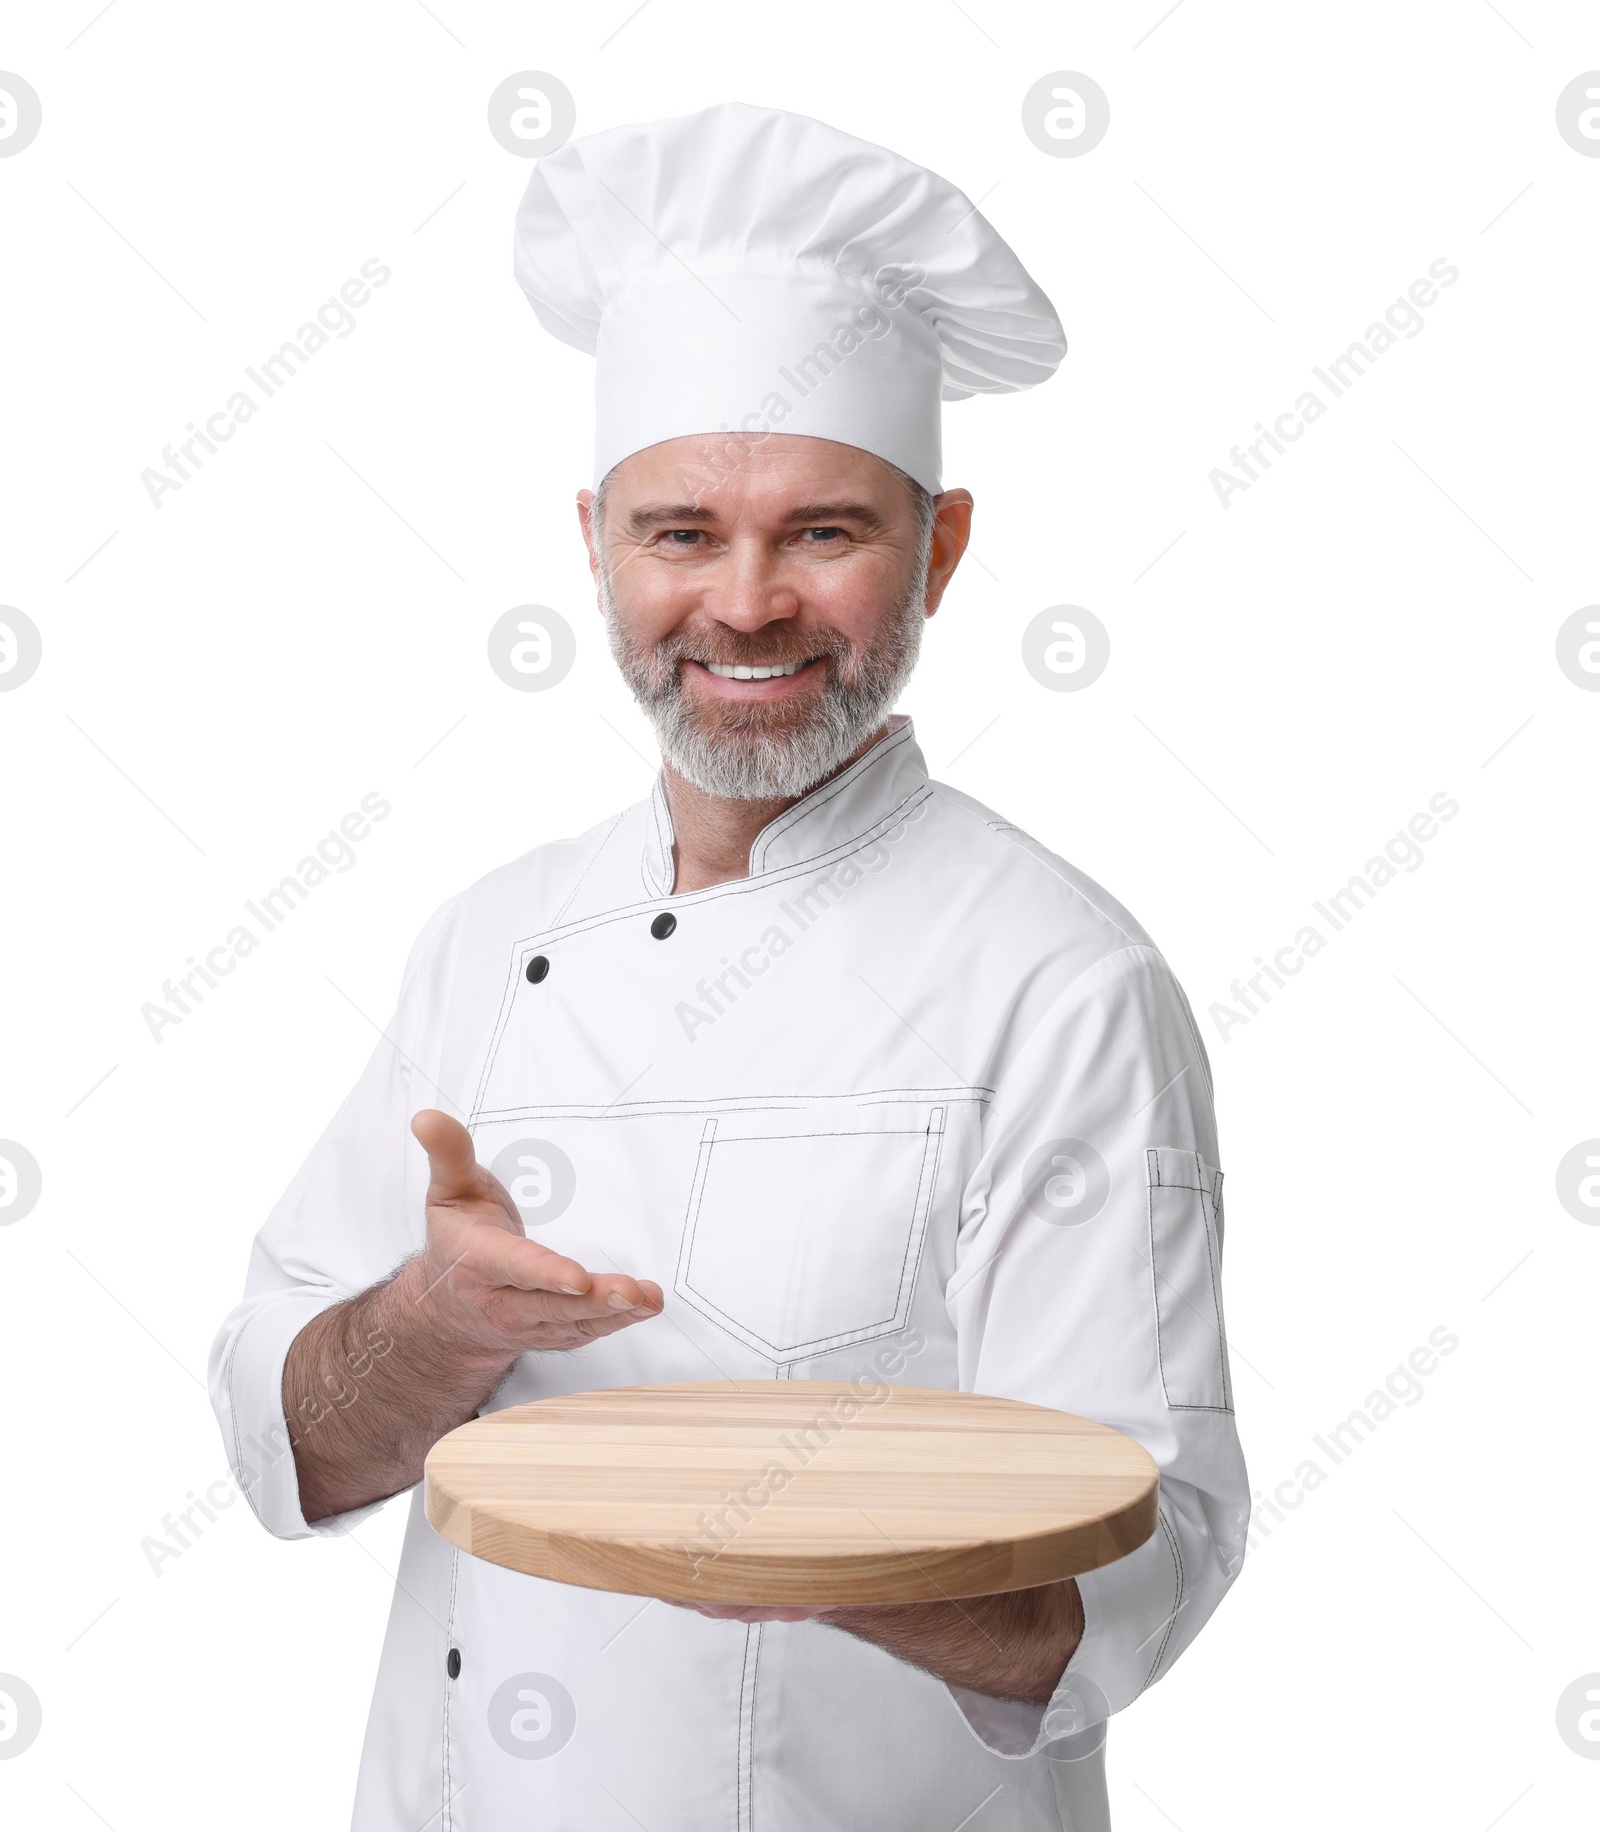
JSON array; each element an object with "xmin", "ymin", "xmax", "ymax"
[
  {"xmin": 281, "ymin": 1110, "xmax": 661, "ymax": 1523},
  {"xmin": 424, "ymin": 1382, "xmax": 1153, "ymax": 1697}
]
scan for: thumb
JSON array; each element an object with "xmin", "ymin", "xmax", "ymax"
[{"xmin": 410, "ymin": 1109, "xmax": 483, "ymax": 1202}]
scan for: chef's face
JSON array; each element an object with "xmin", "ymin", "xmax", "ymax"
[{"xmin": 579, "ymin": 434, "xmax": 973, "ymax": 801}]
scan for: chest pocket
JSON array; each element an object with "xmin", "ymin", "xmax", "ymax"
[{"xmin": 674, "ymin": 1106, "xmax": 946, "ymax": 1363}]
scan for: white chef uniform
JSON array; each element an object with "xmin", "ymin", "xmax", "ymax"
[
  {"xmin": 209, "ymin": 103, "xmax": 1248, "ymax": 1832},
  {"xmin": 209, "ymin": 721, "xmax": 1248, "ymax": 1831}
]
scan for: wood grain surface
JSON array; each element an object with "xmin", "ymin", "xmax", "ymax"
[{"xmin": 424, "ymin": 1381, "xmax": 1159, "ymax": 1604}]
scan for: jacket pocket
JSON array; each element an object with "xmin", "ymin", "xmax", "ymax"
[
  {"xmin": 674, "ymin": 1105, "xmax": 945, "ymax": 1362},
  {"xmin": 1145, "ymin": 1146, "xmax": 1232, "ymax": 1411}
]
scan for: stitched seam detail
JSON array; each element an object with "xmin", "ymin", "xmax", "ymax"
[
  {"xmin": 643, "ymin": 780, "xmax": 673, "ymax": 897},
  {"xmin": 895, "ymin": 1108, "xmax": 946, "ymax": 1341},
  {"xmin": 736, "ymin": 1627, "xmax": 749, "ymax": 1832},
  {"xmin": 1197, "ymin": 1162, "xmax": 1231, "ymax": 1407},
  {"xmin": 750, "ymin": 778, "xmax": 930, "ymax": 880},
  {"xmin": 469, "ymin": 946, "xmax": 532, "ymax": 1124},
  {"xmin": 697, "ymin": 1126, "xmax": 930, "ymax": 1144},
  {"xmin": 466, "ymin": 791, "xmax": 940, "ymax": 1130},
  {"xmin": 1146, "ymin": 1150, "xmax": 1232, "ymax": 1413},
  {"xmin": 747, "ymin": 723, "xmax": 915, "ymax": 871},
  {"xmin": 466, "ymin": 806, "xmax": 651, "ymax": 1126},
  {"xmin": 478, "ymin": 1085, "xmax": 993, "ymax": 1107},
  {"xmin": 499, "ymin": 783, "xmax": 934, "ymax": 950},
  {"xmin": 1146, "ymin": 1145, "xmax": 1211, "ymax": 1194},
  {"xmin": 673, "ymin": 1120, "xmax": 720, "ymax": 1337},
  {"xmin": 747, "ymin": 1620, "xmax": 763, "ymax": 1832},
  {"xmin": 736, "ymin": 1622, "xmax": 764, "ymax": 1832},
  {"xmin": 676, "ymin": 1111, "xmax": 944, "ymax": 1359},
  {"xmin": 674, "ymin": 1284, "xmax": 911, "ymax": 1357},
  {"xmin": 442, "ymin": 1549, "xmax": 459, "ymax": 1831},
  {"xmin": 1146, "ymin": 1163, "xmax": 1173, "ymax": 1410},
  {"xmin": 1142, "ymin": 1509, "xmax": 1185, "ymax": 1692},
  {"xmin": 470, "ymin": 1086, "xmax": 992, "ymax": 1124}
]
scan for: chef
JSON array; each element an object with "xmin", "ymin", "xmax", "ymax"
[{"xmin": 209, "ymin": 102, "xmax": 1248, "ymax": 1832}]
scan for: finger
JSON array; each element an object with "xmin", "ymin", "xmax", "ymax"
[
  {"xmin": 458, "ymin": 1226, "xmax": 596, "ymax": 1298},
  {"xmin": 453, "ymin": 1229, "xmax": 663, "ymax": 1319},
  {"xmin": 489, "ymin": 1279, "xmax": 664, "ymax": 1329},
  {"xmin": 411, "ymin": 1110, "xmax": 485, "ymax": 1204},
  {"xmin": 469, "ymin": 1233, "xmax": 661, "ymax": 1313},
  {"xmin": 583, "ymin": 1271, "xmax": 661, "ymax": 1313},
  {"xmin": 477, "ymin": 1302, "xmax": 662, "ymax": 1354}
]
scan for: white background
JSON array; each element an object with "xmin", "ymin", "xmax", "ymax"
[{"xmin": 2, "ymin": 2, "xmax": 1597, "ymax": 1827}]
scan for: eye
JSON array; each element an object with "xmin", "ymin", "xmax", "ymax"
[
  {"xmin": 663, "ymin": 529, "xmax": 706, "ymax": 545},
  {"xmin": 799, "ymin": 526, "xmax": 845, "ymax": 543}
]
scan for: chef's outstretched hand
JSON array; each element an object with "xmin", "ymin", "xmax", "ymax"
[{"xmin": 410, "ymin": 1109, "xmax": 663, "ymax": 1354}]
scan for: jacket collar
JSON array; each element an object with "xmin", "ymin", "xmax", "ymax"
[{"xmin": 641, "ymin": 716, "xmax": 928, "ymax": 897}]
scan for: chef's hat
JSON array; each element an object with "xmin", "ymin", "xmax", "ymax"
[{"xmin": 513, "ymin": 101, "xmax": 1066, "ymax": 493}]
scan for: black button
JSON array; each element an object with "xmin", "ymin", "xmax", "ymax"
[
  {"xmin": 446, "ymin": 1647, "xmax": 461, "ymax": 1680},
  {"xmin": 650, "ymin": 912, "xmax": 677, "ymax": 940},
  {"xmin": 525, "ymin": 955, "xmax": 550, "ymax": 984}
]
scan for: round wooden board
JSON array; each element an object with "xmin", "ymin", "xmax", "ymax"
[{"xmin": 424, "ymin": 1382, "xmax": 1159, "ymax": 1605}]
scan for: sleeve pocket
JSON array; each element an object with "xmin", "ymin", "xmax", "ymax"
[{"xmin": 1145, "ymin": 1147, "xmax": 1232, "ymax": 1412}]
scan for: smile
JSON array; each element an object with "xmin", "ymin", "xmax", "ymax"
[{"xmin": 701, "ymin": 658, "xmax": 816, "ymax": 680}]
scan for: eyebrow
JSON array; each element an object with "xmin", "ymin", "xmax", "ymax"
[
  {"xmin": 622, "ymin": 499, "xmax": 888, "ymax": 536},
  {"xmin": 623, "ymin": 503, "xmax": 717, "ymax": 533},
  {"xmin": 781, "ymin": 502, "xmax": 887, "ymax": 531}
]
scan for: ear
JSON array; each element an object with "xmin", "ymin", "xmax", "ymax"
[
  {"xmin": 923, "ymin": 490, "xmax": 975, "ymax": 617},
  {"xmin": 576, "ymin": 489, "xmax": 601, "ymax": 584}
]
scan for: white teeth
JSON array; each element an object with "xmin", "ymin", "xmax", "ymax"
[{"xmin": 705, "ymin": 659, "xmax": 810, "ymax": 680}]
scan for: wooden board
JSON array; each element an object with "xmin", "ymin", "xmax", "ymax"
[{"xmin": 424, "ymin": 1382, "xmax": 1159, "ymax": 1605}]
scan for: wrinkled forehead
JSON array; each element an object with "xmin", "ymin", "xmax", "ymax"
[{"xmin": 597, "ymin": 432, "xmax": 913, "ymax": 528}]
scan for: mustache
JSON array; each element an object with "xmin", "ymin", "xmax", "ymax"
[{"xmin": 658, "ymin": 628, "xmax": 851, "ymax": 669}]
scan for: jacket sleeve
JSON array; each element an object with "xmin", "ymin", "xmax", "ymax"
[
  {"xmin": 206, "ymin": 901, "xmax": 457, "ymax": 1542},
  {"xmin": 943, "ymin": 943, "xmax": 1249, "ymax": 1756}
]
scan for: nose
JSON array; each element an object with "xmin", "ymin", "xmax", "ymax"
[{"xmin": 703, "ymin": 536, "xmax": 801, "ymax": 632}]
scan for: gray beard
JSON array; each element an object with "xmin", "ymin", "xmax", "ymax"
[{"xmin": 600, "ymin": 563, "xmax": 929, "ymax": 802}]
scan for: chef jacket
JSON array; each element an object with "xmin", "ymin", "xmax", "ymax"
[{"xmin": 209, "ymin": 717, "xmax": 1248, "ymax": 1832}]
